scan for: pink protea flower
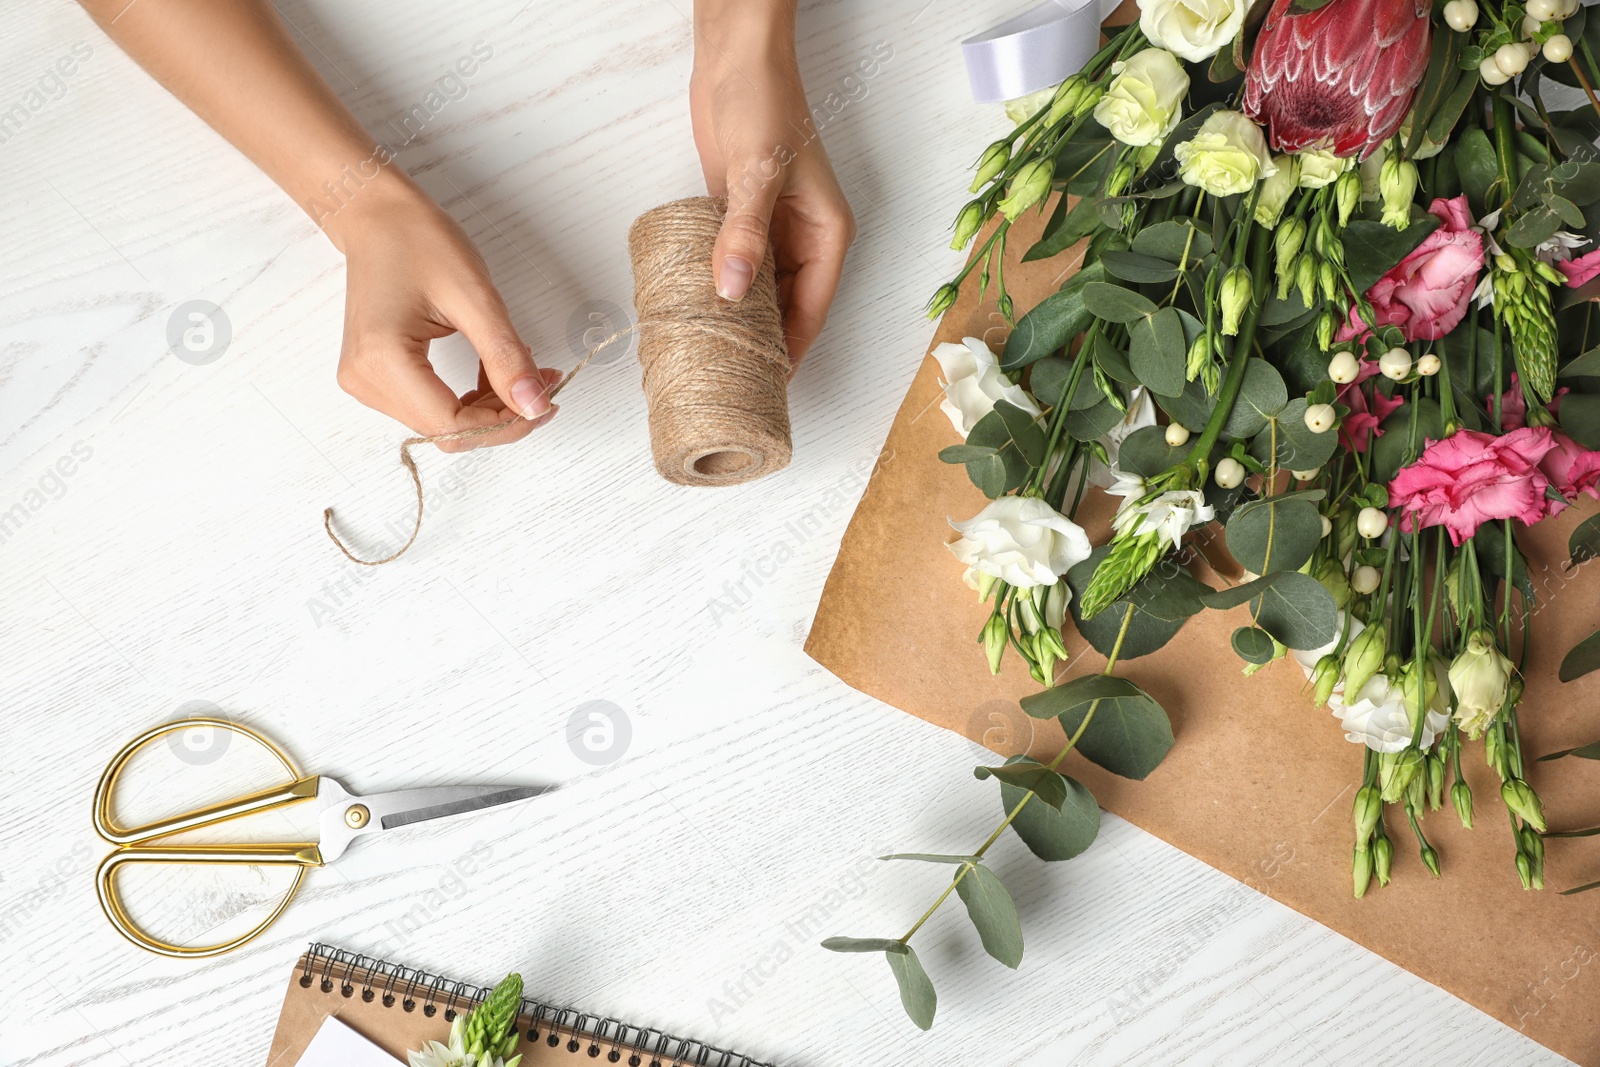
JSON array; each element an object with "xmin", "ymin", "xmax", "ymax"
[
  {"xmin": 1388, "ymin": 427, "xmax": 1558, "ymax": 545},
  {"xmin": 1243, "ymin": 0, "xmax": 1432, "ymax": 159}
]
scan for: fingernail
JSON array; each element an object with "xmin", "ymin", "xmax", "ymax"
[
  {"xmin": 528, "ymin": 404, "xmax": 559, "ymax": 430},
  {"xmin": 511, "ymin": 375, "xmax": 549, "ymax": 420},
  {"xmin": 717, "ymin": 257, "xmax": 753, "ymax": 301}
]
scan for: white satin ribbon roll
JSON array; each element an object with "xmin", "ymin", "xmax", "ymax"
[{"xmin": 962, "ymin": 0, "xmax": 1125, "ymax": 104}]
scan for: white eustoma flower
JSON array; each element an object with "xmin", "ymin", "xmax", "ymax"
[
  {"xmin": 1332, "ymin": 670, "xmax": 1450, "ymax": 753},
  {"xmin": 1296, "ymin": 149, "xmax": 1351, "ymax": 189},
  {"xmin": 1092, "ymin": 48, "xmax": 1189, "ymax": 147},
  {"xmin": 948, "ymin": 496, "xmax": 1093, "ymax": 589},
  {"xmin": 1175, "ymin": 111, "xmax": 1277, "ymax": 196},
  {"xmin": 1289, "ymin": 614, "xmax": 1364, "ymax": 681},
  {"xmin": 931, "ymin": 336, "xmax": 1041, "ymax": 438},
  {"xmin": 1107, "ymin": 473, "xmax": 1215, "ymax": 549},
  {"xmin": 1139, "ymin": 0, "xmax": 1248, "ymax": 62}
]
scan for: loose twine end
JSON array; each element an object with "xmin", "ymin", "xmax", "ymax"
[{"xmin": 322, "ymin": 327, "xmax": 631, "ymax": 566}]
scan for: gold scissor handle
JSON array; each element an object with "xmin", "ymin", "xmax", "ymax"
[
  {"xmin": 93, "ymin": 716, "xmax": 319, "ymax": 844},
  {"xmin": 93, "ymin": 716, "xmax": 327, "ymax": 957},
  {"xmin": 96, "ymin": 843, "xmax": 323, "ymax": 957}
]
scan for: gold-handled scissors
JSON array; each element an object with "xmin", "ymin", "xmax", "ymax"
[{"xmin": 93, "ymin": 717, "xmax": 553, "ymax": 958}]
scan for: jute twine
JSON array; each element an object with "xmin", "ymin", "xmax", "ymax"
[{"xmin": 323, "ymin": 195, "xmax": 792, "ymax": 566}]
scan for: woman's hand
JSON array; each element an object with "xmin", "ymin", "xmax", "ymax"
[
  {"xmin": 691, "ymin": 0, "xmax": 856, "ymax": 371},
  {"xmin": 327, "ymin": 184, "xmax": 558, "ymax": 453},
  {"xmin": 79, "ymin": 0, "xmax": 554, "ymax": 452}
]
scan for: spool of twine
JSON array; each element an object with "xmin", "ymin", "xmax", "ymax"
[
  {"xmin": 323, "ymin": 195, "xmax": 793, "ymax": 565},
  {"xmin": 629, "ymin": 196, "xmax": 792, "ymax": 485}
]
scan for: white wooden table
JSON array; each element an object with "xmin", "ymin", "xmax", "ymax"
[{"xmin": 0, "ymin": 1, "xmax": 1574, "ymax": 1064}]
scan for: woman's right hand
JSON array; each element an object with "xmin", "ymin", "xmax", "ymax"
[{"xmin": 327, "ymin": 182, "xmax": 560, "ymax": 453}]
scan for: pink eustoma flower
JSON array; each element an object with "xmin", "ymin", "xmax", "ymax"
[
  {"xmin": 1388, "ymin": 427, "xmax": 1558, "ymax": 545},
  {"xmin": 1337, "ymin": 196, "xmax": 1484, "ymax": 344},
  {"xmin": 1540, "ymin": 432, "xmax": 1600, "ymax": 516},
  {"xmin": 1337, "ymin": 359, "xmax": 1403, "ymax": 453},
  {"xmin": 1558, "ymin": 248, "xmax": 1600, "ymax": 289}
]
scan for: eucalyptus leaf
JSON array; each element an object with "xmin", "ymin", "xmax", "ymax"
[
  {"xmin": 1065, "ymin": 397, "xmax": 1126, "ymax": 440},
  {"xmin": 1232, "ymin": 625, "xmax": 1277, "ymax": 664},
  {"xmin": 1200, "ymin": 571, "xmax": 1338, "ymax": 649},
  {"xmin": 1559, "ymin": 346, "xmax": 1600, "ymax": 378},
  {"xmin": 1117, "ymin": 424, "xmax": 1189, "ymax": 478},
  {"xmin": 879, "ymin": 853, "xmax": 982, "ymax": 864},
  {"xmin": 1343, "ymin": 215, "xmax": 1441, "ymax": 292},
  {"xmin": 954, "ymin": 864, "xmax": 1024, "ymax": 969},
  {"xmin": 1020, "ymin": 674, "xmax": 1145, "ymax": 718},
  {"xmin": 1560, "ymin": 629, "xmax": 1600, "ymax": 682},
  {"xmin": 1131, "ymin": 219, "xmax": 1212, "ymax": 263},
  {"xmin": 1001, "ymin": 766, "xmax": 1100, "ymax": 861},
  {"xmin": 1223, "ymin": 359, "xmax": 1289, "ymax": 438},
  {"xmin": 1130, "ymin": 307, "xmax": 1187, "ymax": 397},
  {"xmin": 939, "ymin": 444, "xmax": 995, "ymax": 463},
  {"xmin": 1456, "ymin": 128, "xmax": 1498, "ymax": 215},
  {"xmin": 1570, "ymin": 513, "xmax": 1600, "ymax": 565},
  {"xmin": 1024, "ymin": 193, "xmax": 1104, "ymax": 262},
  {"xmin": 1225, "ymin": 495, "xmax": 1324, "ymax": 574},
  {"xmin": 1093, "ymin": 332, "xmax": 1138, "ymax": 384},
  {"xmin": 1029, "ymin": 355, "xmax": 1098, "ymax": 409},
  {"xmin": 1560, "ymin": 394, "xmax": 1600, "ymax": 449},
  {"xmin": 1081, "ymin": 281, "xmax": 1160, "ymax": 323},
  {"xmin": 1156, "ymin": 376, "xmax": 1220, "ymax": 433},
  {"xmin": 1001, "ymin": 262, "xmax": 1105, "ymax": 370},
  {"xmin": 974, "ymin": 759, "xmax": 1069, "ymax": 810},
  {"xmin": 822, "ymin": 937, "xmax": 906, "ymax": 953},
  {"xmin": 1101, "ymin": 250, "xmax": 1180, "ymax": 283},
  {"xmin": 1052, "ymin": 681, "xmax": 1175, "ymax": 780},
  {"xmin": 886, "ymin": 945, "xmax": 937, "ymax": 1030}
]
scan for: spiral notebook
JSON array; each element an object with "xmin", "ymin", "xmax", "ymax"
[{"xmin": 266, "ymin": 944, "xmax": 775, "ymax": 1067}]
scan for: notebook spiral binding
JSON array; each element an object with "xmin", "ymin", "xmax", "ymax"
[{"xmin": 298, "ymin": 944, "xmax": 776, "ymax": 1067}]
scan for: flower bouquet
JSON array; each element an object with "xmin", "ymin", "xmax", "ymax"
[{"xmin": 825, "ymin": 0, "xmax": 1600, "ymax": 1030}]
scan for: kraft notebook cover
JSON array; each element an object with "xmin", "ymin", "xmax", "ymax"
[{"xmin": 266, "ymin": 944, "xmax": 774, "ymax": 1067}]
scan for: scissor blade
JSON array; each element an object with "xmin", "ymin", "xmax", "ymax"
[
  {"xmin": 379, "ymin": 785, "xmax": 552, "ymax": 830},
  {"xmin": 317, "ymin": 781, "xmax": 554, "ymax": 863}
]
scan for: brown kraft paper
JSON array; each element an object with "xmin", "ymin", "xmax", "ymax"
[{"xmin": 804, "ymin": 199, "xmax": 1600, "ymax": 1063}]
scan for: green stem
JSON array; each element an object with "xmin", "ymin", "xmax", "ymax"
[{"xmin": 1186, "ymin": 226, "xmax": 1271, "ymax": 469}]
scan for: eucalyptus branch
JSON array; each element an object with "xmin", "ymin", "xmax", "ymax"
[{"xmin": 898, "ymin": 604, "xmax": 1137, "ymax": 945}]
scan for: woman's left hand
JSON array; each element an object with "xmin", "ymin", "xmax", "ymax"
[{"xmin": 690, "ymin": 0, "xmax": 856, "ymax": 372}]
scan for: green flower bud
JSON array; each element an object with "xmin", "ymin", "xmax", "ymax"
[
  {"xmin": 982, "ymin": 614, "xmax": 1008, "ymax": 674},
  {"xmin": 1452, "ymin": 780, "xmax": 1473, "ymax": 828},
  {"xmin": 1276, "ymin": 254, "xmax": 1297, "ymax": 300},
  {"xmin": 973, "ymin": 569, "xmax": 999, "ymax": 601},
  {"xmin": 998, "ymin": 158, "xmax": 1054, "ymax": 219},
  {"xmin": 1426, "ymin": 754, "xmax": 1446, "ymax": 811},
  {"xmin": 1335, "ymin": 169, "xmax": 1361, "ymax": 225},
  {"xmin": 1484, "ymin": 724, "xmax": 1505, "ymax": 776},
  {"xmin": 1353, "ymin": 844, "xmax": 1373, "ymax": 898},
  {"xmin": 928, "ymin": 283, "xmax": 960, "ymax": 319},
  {"xmin": 951, "ymin": 200, "xmax": 986, "ymax": 250},
  {"xmin": 1296, "ymin": 253, "xmax": 1319, "ymax": 307},
  {"xmin": 1315, "ymin": 558, "xmax": 1351, "ymax": 609},
  {"xmin": 1038, "ymin": 626, "xmax": 1070, "ymax": 660},
  {"xmin": 971, "ymin": 140, "xmax": 1011, "ymax": 192},
  {"xmin": 1399, "ymin": 658, "xmax": 1439, "ymax": 723},
  {"xmin": 1220, "ymin": 265, "xmax": 1252, "ymax": 336},
  {"xmin": 1379, "ymin": 154, "xmax": 1419, "ymax": 229},
  {"xmin": 1381, "ymin": 747, "xmax": 1425, "ymax": 803},
  {"xmin": 1186, "ymin": 331, "xmax": 1212, "ymax": 379},
  {"xmin": 1502, "ymin": 777, "xmax": 1547, "ymax": 832},
  {"xmin": 1317, "ymin": 309, "xmax": 1337, "ymax": 350},
  {"xmin": 1373, "ymin": 834, "xmax": 1393, "ymax": 885},
  {"xmin": 1533, "ymin": 258, "xmax": 1567, "ymax": 287},
  {"xmin": 1275, "ymin": 218, "xmax": 1307, "ymax": 272},
  {"xmin": 1334, "ymin": 507, "xmax": 1360, "ymax": 560},
  {"xmin": 1353, "ymin": 784, "xmax": 1383, "ymax": 841},
  {"xmin": 1516, "ymin": 851, "xmax": 1534, "ymax": 890},
  {"xmin": 1313, "ymin": 653, "xmax": 1342, "ymax": 707},
  {"xmin": 1319, "ymin": 260, "xmax": 1340, "ymax": 302},
  {"xmin": 1521, "ymin": 827, "xmax": 1546, "ymax": 889},
  {"xmin": 1420, "ymin": 842, "xmax": 1441, "ymax": 878},
  {"xmin": 1342, "ymin": 623, "xmax": 1387, "ymax": 699},
  {"xmin": 1105, "ymin": 160, "xmax": 1137, "ymax": 197}
]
